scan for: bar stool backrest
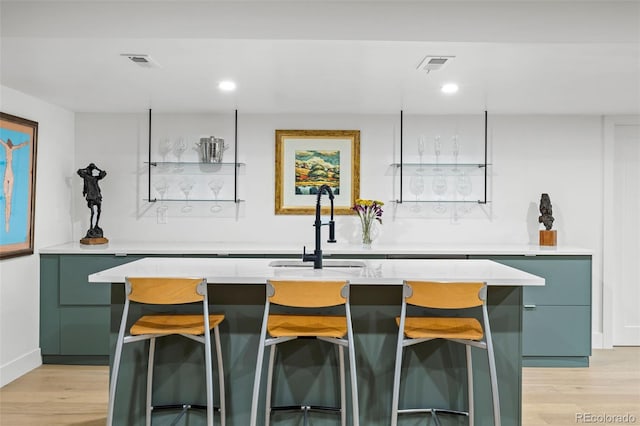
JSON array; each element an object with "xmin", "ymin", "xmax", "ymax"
[
  {"xmin": 404, "ymin": 281, "xmax": 485, "ymax": 309},
  {"xmin": 126, "ymin": 277, "xmax": 206, "ymax": 305},
  {"xmin": 268, "ymin": 280, "xmax": 348, "ymax": 308}
]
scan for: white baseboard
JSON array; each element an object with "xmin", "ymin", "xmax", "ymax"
[
  {"xmin": 592, "ymin": 332, "xmax": 606, "ymax": 349},
  {"xmin": 0, "ymin": 348, "xmax": 42, "ymax": 388}
]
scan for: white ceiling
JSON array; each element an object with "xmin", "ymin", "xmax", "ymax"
[{"xmin": 1, "ymin": 1, "xmax": 639, "ymax": 114}]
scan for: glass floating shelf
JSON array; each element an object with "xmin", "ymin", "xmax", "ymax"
[
  {"xmin": 145, "ymin": 198, "xmax": 245, "ymax": 203},
  {"xmin": 393, "ymin": 199, "xmax": 490, "ymax": 204},
  {"xmin": 391, "ymin": 162, "xmax": 489, "ymax": 168}
]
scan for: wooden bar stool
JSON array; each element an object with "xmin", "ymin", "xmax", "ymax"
[
  {"xmin": 391, "ymin": 281, "xmax": 500, "ymax": 426},
  {"xmin": 250, "ymin": 279, "xmax": 359, "ymax": 426},
  {"xmin": 106, "ymin": 277, "xmax": 226, "ymax": 426}
]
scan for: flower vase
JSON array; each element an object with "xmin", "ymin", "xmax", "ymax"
[{"xmin": 361, "ymin": 222, "xmax": 374, "ymax": 249}]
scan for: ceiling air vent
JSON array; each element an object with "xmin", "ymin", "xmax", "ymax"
[
  {"xmin": 120, "ymin": 54, "xmax": 161, "ymax": 68},
  {"xmin": 416, "ymin": 55, "xmax": 455, "ymax": 74}
]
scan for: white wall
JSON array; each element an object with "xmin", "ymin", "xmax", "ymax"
[
  {"xmin": 74, "ymin": 112, "xmax": 604, "ymax": 340},
  {"xmin": 0, "ymin": 86, "xmax": 75, "ymax": 387}
]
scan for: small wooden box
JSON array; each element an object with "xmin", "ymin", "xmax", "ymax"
[{"xmin": 539, "ymin": 230, "xmax": 557, "ymax": 246}]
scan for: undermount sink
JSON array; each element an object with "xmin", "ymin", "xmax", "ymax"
[{"xmin": 269, "ymin": 260, "xmax": 366, "ymax": 268}]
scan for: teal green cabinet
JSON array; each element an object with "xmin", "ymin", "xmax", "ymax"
[
  {"xmin": 474, "ymin": 255, "xmax": 592, "ymax": 367},
  {"xmin": 40, "ymin": 254, "xmax": 145, "ymax": 363}
]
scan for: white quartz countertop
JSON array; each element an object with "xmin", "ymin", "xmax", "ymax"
[
  {"xmin": 41, "ymin": 240, "xmax": 593, "ymax": 256},
  {"xmin": 88, "ymin": 257, "xmax": 545, "ymax": 286}
]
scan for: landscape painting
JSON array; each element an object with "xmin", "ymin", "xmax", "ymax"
[
  {"xmin": 294, "ymin": 149, "xmax": 340, "ymax": 195},
  {"xmin": 275, "ymin": 129, "xmax": 359, "ymax": 215}
]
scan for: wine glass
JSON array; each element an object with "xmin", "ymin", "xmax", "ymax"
[
  {"xmin": 417, "ymin": 135, "xmax": 426, "ymax": 172},
  {"xmin": 153, "ymin": 178, "xmax": 169, "ymax": 204},
  {"xmin": 157, "ymin": 138, "xmax": 173, "ymax": 171},
  {"xmin": 178, "ymin": 178, "xmax": 194, "ymax": 213},
  {"xmin": 452, "ymin": 134, "xmax": 460, "ymax": 172},
  {"xmin": 434, "ymin": 135, "xmax": 442, "ymax": 172},
  {"xmin": 409, "ymin": 173, "xmax": 425, "ymax": 212},
  {"xmin": 173, "ymin": 137, "xmax": 187, "ymax": 171},
  {"xmin": 153, "ymin": 178, "xmax": 170, "ymax": 222},
  {"xmin": 158, "ymin": 138, "xmax": 173, "ymax": 162},
  {"xmin": 456, "ymin": 171, "xmax": 473, "ymax": 212},
  {"xmin": 432, "ymin": 172, "xmax": 448, "ymax": 213},
  {"xmin": 208, "ymin": 177, "xmax": 224, "ymax": 212}
]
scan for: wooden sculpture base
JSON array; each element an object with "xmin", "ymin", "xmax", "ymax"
[
  {"xmin": 539, "ymin": 230, "xmax": 557, "ymax": 246},
  {"xmin": 80, "ymin": 237, "xmax": 109, "ymax": 245}
]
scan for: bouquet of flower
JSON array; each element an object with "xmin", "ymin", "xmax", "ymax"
[{"xmin": 353, "ymin": 199, "xmax": 384, "ymax": 246}]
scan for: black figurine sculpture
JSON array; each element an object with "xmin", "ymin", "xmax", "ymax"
[
  {"xmin": 538, "ymin": 193, "xmax": 554, "ymax": 230},
  {"xmin": 538, "ymin": 193, "xmax": 557, "ymax": 246},
  {"xmin": 77, "ymin": 163, "xmax": 108, "ymax": 243}
]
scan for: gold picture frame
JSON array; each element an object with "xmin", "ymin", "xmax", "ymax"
[
  {"xmin": 1, "ymin": 112, "xmax": 38, "ymax": 259},
  {"xmin": 275, "ymin": 129, "xmax": 360, "ymax": 215}
]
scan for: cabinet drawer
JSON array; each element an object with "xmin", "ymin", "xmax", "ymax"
[
  {"xmin": 60, "ymin": 307, "xmax": 110, "ymax": 355},
  {"xmin": 59, "ymin": 255, "xmax": 141, "ymax": 305},
  {"xmin": 523, "ymin": 305, "xmax": 591, "ymax": 357},
  {"xmin": 486, "ymin": 255, "xmax": 591, "ymax": 305}
]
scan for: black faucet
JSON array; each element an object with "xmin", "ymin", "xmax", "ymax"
[{"xmin": 302, "ymin": 184, "xmax": 337, "ymax": 269}]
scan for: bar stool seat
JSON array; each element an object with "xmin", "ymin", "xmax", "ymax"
[
  {"xmin": 391, "ymin": 281, "xmax": 501, "ymax": 426},
  {"xmin": 107, "ymin": 277, "xmax": 226, "ymax": 426},
  {"xmin": 250, "ymin": 279, "xmax": 359, "ymax": 426}
]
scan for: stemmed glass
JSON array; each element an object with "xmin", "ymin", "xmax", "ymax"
[
  {"xmin": 432, "ymin": 172, "xmax": 448, "ymax": 213},
  {"xmin": 157, "ymin": 138, "xmax": 173, "ymax": 171},
  {"xmin": 452, "ymin": 134, "xmax": 460, "ymax": 172},
  {"xmin": 417, "ymin": 135, "xmax": 426, "ymax": 172},
  {"xmin": 153, "ymin": 178, "xmax": 170, "ymax": 222},
  {"xmin": 456, "ymin": 171, "xmax": 473, "ymax": 212},
  {"xmin": 409, "ymin": 173, "xmax": 425, "ymax": 212},
  {"xmin": 173, "ymin": 137, "xmax": 187, "ymax": 171},
  {"xmin": 433, "ymin": 135, "xmax": 442, "ymax": 172},
  {"xmin": 208, "ymin": 177, "xmax": 224, "ymax": 212},
  {"xmin": 178, "ymin": 179, "xmax": 194, "ymax": 213}
]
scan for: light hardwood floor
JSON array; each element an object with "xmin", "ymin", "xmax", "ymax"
[{"xmin": 1, "ymin": 348, "xmax": 638, "ymax": 425}]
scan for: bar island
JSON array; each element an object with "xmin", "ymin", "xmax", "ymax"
[{"xmin": 88, "ymin": 256, "xmax": 543, "ymax": 425}]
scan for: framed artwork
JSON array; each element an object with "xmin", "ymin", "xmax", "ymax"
[
  {"xmin": 1, "ymin": 112, "xmax": 38, "ymax": 259},
  {"xmin": 275, "ymin": 129, "xmax": 360, "ymax": 215}
]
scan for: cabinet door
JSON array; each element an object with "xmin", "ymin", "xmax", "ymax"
[
  {"xmin": 60, "ymin": 307, "xmax": 110, "ymax": 355},
  {"xmin": 485, "ymin": 255, "xmax": 591, "ymax": 306},
  {"xmin": 523, "ymin": 305, "xmax": 591, "ymax": 356},
  {"xmin": 59, "ymin": 255, "xmax": 142, "ymax": 305}
]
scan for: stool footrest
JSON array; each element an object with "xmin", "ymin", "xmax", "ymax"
[
  {"xmin": 398, "ymin": 407, "xmax": 469, "ymax": 416},
  {"xmin": 271, "ymin": 404, "xmax": 341, "ymax": 413},
  {"xmin": 152, "ymin": 404, "xmax": 222, "ymax": 412}
]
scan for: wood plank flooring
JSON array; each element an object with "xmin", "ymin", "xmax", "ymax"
[{"xmin": 1, "ymin": 348, "xmax": 638, "ymax": 425}]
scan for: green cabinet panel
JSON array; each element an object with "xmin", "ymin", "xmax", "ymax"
[
  {"xmin": 60, "ymin": 307, "xmax": 111, "ymax": 355},
  {"xmin": 40, "ymin": 255, "xmax": 61, "ymax": 354},
  {"xmin": 59, "ymin": 255, "xmax": 142, "ymax": 305},
  {"xmin": 484, "ymin": 255, "xmax": 591, "ymax": 305},
  {"xmin": 522, "ymin": 305, "xmax": 591, "ymax": 356}
]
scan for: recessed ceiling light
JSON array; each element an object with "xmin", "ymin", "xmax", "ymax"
[
  {"xmin": 441, "ymin": 83, "xmax": 459, "ymax": 94},
  {"xmin": 218, "ymin": 81, "xmax": 236, "ymax": 92}
]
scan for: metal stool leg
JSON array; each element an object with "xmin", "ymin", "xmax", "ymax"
[
  {"xmin": 106, "ymin": 299, "xmax": 129, "ymax": 426},
  {"xmin": 265, "ymin": 345, "xmax": 277, "ymax": 425},
  {"xmin": 338, "ymin": 345, "xmax": 346, "ymax": 426},
  {"xmin": 466, "ymin": 344, "xmax": 474, "ymax": 426},
  {"xmin": 146, "ymin": 337, "xmax": 156, "ymax": 426},
  {"xmin": 213, "ymin": 326, "xmax": 225, "ymax": 426}
]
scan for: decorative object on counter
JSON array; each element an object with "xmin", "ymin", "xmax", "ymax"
[
  {"xmin": 275, "ymin": 129, "xmax": 360, "ymax": 215},
  {"xmin": 353, "ymin": 198, "xmax": 384, "ymax": 249},
  {"xmin": 538, "ymin": 193, "xmax": 557, "ymax": 246},
  {"xmin": 77, "ymin": 163, "xmax": 108, "ymax": 245},
  {"xmin": 196, "ymin": 136, "xmax": 228, "ymax": 163},
  {"xmin": 0, "ymin": 112, "xmax": 38, "ymax": 259}
]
